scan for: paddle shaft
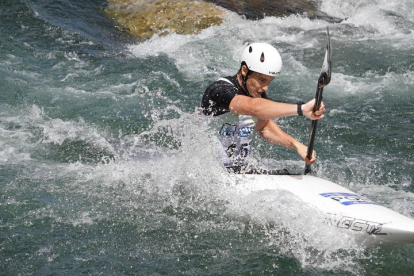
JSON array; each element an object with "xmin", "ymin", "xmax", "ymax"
[
  {"xmin": 304, "ymin": 80, "xmax": 325, "ymax": 175},
  {"xmin": 304, "ymin": 28, "xmax": 331, "ymax": 175}
]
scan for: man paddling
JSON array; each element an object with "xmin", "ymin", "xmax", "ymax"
[{"xmin": 200, "ymin": 43, "xmax": 325, "ymax": 174}]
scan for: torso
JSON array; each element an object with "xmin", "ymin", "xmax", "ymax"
[{"xmin": 201, "ymin": 75, "xmax": 267, "ymax": 167}]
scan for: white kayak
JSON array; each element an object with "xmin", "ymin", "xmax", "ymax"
[{"xmin": 232, "ymin": 174, "xmax": 414, "ymax": 245}]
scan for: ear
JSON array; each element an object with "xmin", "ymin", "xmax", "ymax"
[{"xmin": 241, "ymin": 64, "xmax": 249, "ymax": 77}]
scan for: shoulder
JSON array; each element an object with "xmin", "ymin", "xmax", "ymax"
[
  {"xmin": 201, "ymin": 76, "xmax": 240, "ymax": 116},
  {"xmin": 206, "ymin": 77, "xmax": 237, "ymax": 92}
]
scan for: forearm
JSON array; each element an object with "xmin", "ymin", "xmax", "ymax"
[
  {"xmin": 230, "ymin": 96, "xmax": 297, "ymax": 120},
  {"xmin": 256, "ymin": 119, "xmax": 317, "ymax": 164},
  {"xmin": 229, "ymin": 95, "xmax": 325, "ymax": 121},
  {"xmin": 256, "ymin": 119, "xmax": 301, "ymax": 150}
]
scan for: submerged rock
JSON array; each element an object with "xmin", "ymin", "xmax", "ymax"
[{"xmin": 105, "ymin": 0, "xmax": 228, "ymax": 40}]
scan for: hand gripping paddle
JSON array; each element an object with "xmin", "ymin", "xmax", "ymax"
[{"xmin": 304, "ymin": 27, "xmax": 332, "ymax": 175}]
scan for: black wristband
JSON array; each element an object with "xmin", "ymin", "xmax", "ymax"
[{"xmin": 297, "ymin": 101, "xmax": 304, "ymax": 116}]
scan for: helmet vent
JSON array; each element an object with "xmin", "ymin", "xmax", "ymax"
[
  {"xmin": 249, "ymin": 46, "xmax": 253, "ymax": 53},
  {"xmin": 260, "ymin": 52, "xmax": 265, "ymax": 62}
]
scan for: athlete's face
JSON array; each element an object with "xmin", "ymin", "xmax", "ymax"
[
  {"xmin": 245, "ymin": 72, "xmax": 274, "ymax": 98},
  {"xmin": 240, "ymin": 65, "xmax": 275, "ymax": 98}
]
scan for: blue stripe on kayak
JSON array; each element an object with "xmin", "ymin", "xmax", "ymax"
[
  {"xmin": 319, "ymin": 192, "xmax": 359, "ymax": 197},
  {"xmin": 341, "ymin": 201, "xmax": 378, "ymax": 206}
]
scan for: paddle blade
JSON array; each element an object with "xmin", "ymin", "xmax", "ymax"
[{"xmin": 318, "ymin": 28, "xmax": 332, "ymax": 87}]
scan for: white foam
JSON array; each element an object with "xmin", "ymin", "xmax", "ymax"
[
  {"xmin": 0, "ymin": 104, "xmax": 114, "ymax": 165},
  {"xmin": 20, "ymin": 110, "xmax": 370, "ymax": 272},
  {"xmin": 0, "ymin": 105, "xmax": 45, "ymax": 163},
  {"xmin": 318, "ymin": 0, "xmax": 414, "ymax": 40},
  {"xmin": 0, "ymin": 146, "xmax": 31, "ymax": 163},
  {"xmin": 41, "ymin": 117, "xmax": 114, "ymax": 152},
  {"xmin": 319, "ymin": 0, "xmax": 414, "ymax": 21}
]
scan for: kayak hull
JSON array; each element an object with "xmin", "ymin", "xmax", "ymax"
[{"xmin": 232, "ymin": 174, "xmax": 414, "ymax": 245}]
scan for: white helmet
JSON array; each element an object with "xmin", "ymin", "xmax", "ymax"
[{"xmin": 240, "ymin": 43, "xmax": 282, "ymax": 77}]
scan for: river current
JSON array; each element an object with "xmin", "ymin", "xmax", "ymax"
[{"xmin": 1, "ymin": 0, "xmax": 413, "ymax": 274}]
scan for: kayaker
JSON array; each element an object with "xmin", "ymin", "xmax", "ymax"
[{"xmin": 200, "ymin": 43, "xmax": 325, "ymax": 174}]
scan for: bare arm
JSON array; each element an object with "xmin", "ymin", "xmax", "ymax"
[
  {"xmin": 255, "ymin": 119, "xmax": 316, "ymax": 164},
  {"xmin": 229, "ymin": 95, "xmax": 325, "ymax": 121}
]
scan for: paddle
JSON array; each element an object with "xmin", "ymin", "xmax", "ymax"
[{"xmin": 304, "ymin": 27, "xmax": 332, "ymax": 175}]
